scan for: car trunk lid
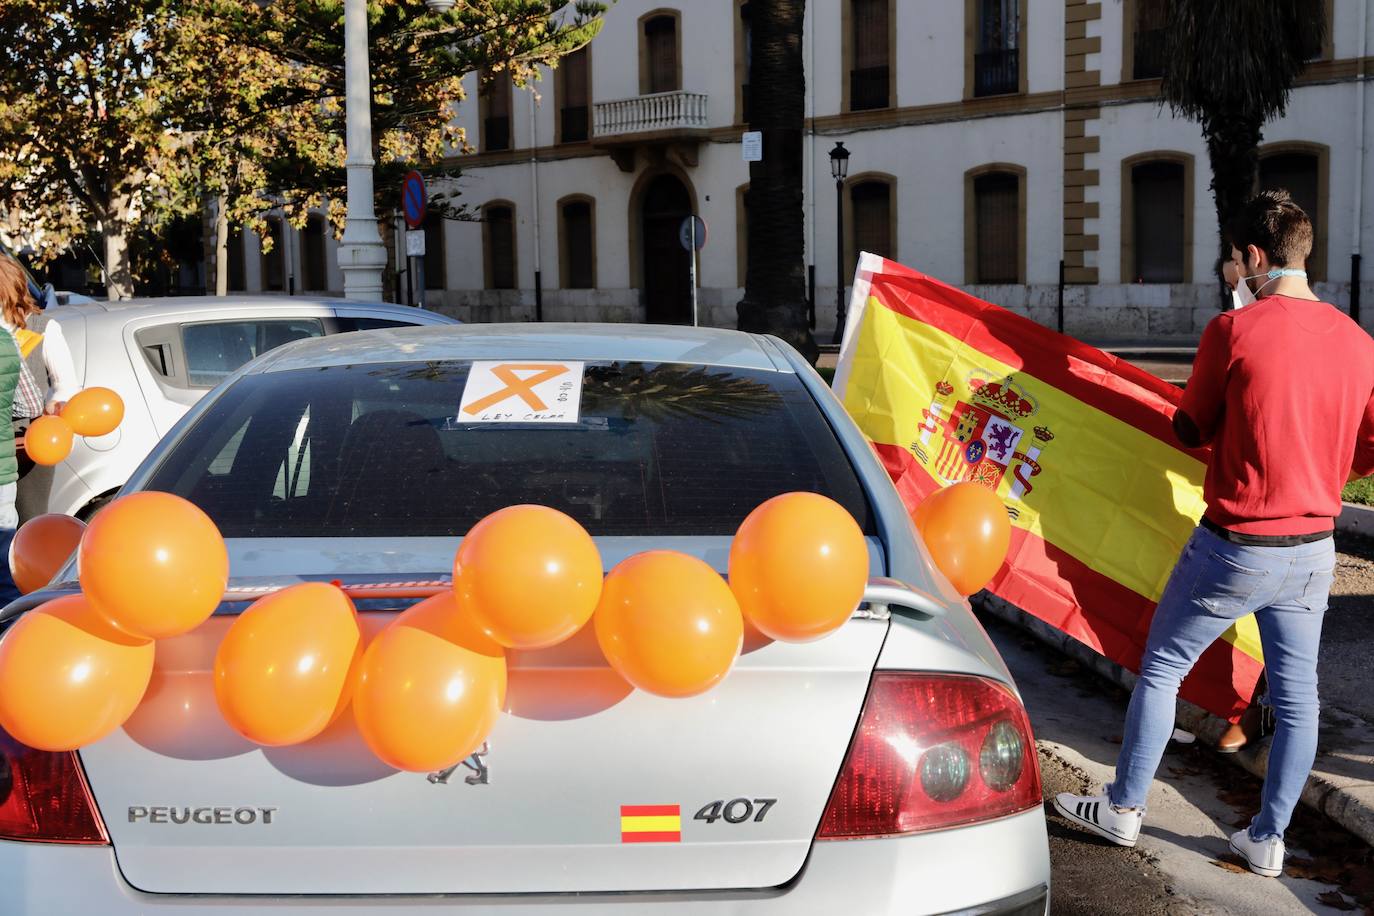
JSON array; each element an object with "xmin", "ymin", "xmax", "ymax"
[{"xmin": 79, "ymin": 538, "xmax": 890, "ymax": 895}]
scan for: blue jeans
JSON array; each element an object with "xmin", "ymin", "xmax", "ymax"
[
  {"xmin": 0, "ymin": 481, "xmax": 19, "ymax": 607},
  {"xmin": 1108, "ymin": 525, "xmax": 1333, "ymax": 842}
]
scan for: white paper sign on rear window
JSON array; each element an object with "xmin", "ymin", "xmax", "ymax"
[{"xmin": 458, "ymin": 360, "xmax": 585, "ymax": 424}]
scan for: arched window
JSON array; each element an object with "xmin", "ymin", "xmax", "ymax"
[
  {"xmin": 260, "ymin": 218, "xmax": 284, "ymax": 291},
  {"xmin": 482, "ymin": 203, "xmax": 517, "ymax": 290},
  {"xmin": 424, "ymin": 218, "xmax": 446, "ymax": 291},
  {"xmin": 559, "ymin": 197, "xmax": 596, "ymax": 289},
  {"xmin": 846, "ymin": 0, "xmax": 892, "ymax": 111},
  {"xmin": 846, "ymin": 176, "xmax": 895, "ymax": 280},
  {"xmin": 302, "ymin": 215, "xmax": 327, "ymax": 292},
  {"xmin": 1258, "ymin": 146, "xmax": 1326, "ymax": 281},
  {"xmin": 640, "ymin": 11, "xmax": 681, "ymax": 95},
  {"xmin": 227, "ymin": 228, "xmax": 246, "ymax": 292},
  {"xmin": 1122, "ymin": 155, "xmax": 1191, "ymax": 283},
  {"xmin": 965, "ymin": 166, "xmax": 1025, "ymax": 284}
]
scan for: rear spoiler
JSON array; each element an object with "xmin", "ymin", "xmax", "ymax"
[
  {"xmin": 858, "ymin": 577, "xmax": 948, "ymax": 620},
  {"xmin": 2, "ymin": 575, "xmax": 948, "ymax": 628}
]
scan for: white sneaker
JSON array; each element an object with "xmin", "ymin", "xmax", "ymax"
[
  {"xmin": 1229, "ymin": 828, "xmax": 1284, "ymax": 877},
  {"xmin": 1052, "ymin": 792, "xmax": 1143, "ymax": 847}
]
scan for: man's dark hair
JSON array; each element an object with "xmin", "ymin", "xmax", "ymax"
[{"xmin": 1226, "ymin": 189, "xmax": 1314, "ymax": 268}]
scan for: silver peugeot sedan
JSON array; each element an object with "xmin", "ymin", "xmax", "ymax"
[{"xmin": 0, "ymin": 324, "xmax": 1050, "ymax": 914}]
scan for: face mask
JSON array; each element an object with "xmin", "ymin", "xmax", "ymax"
[
  {"xmin": 1238, "ymin": 266, "xmax": 1307, "ymax": 300},
  {"xmin": 1231, "ymin": 281, "xmax": 1255, "ymax": 309}
]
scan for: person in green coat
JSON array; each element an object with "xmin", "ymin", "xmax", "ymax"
[{"xmin": 0, "ymin": 256, "xmax": 30, "ymax": 604}]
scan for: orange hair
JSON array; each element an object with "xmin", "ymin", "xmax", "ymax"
[{"xmin": 0, "ymin": 254, "xmax": 37, "ymax": 329}]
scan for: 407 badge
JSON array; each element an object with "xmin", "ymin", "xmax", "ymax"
[{"xmin": 913, "ymin": 371, "xmax": 1053, "ymax": 502}]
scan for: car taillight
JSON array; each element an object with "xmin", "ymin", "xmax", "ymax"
[
  {"xmin": 0, "ymin": 731, "xmax": 107, "ymax": 844},
  {"xmin": 818, "ymin": 672, "xmax": 1041, "ymax": 839}
]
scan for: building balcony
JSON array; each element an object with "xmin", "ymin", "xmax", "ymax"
[
  {"xmin": 974, "ymin": 48, "xmax": 1020, "ymax": 97},
  {"xmin": 592, "ymin": 90, "xmax": 709, "ymax": 172}
]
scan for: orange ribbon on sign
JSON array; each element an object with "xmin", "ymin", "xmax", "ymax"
[{"xmin": 462, "ymin": 364, "xmax": 569, "ymax": 415}]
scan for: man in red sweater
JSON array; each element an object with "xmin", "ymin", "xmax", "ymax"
[{"xmin": 1055, "ymin": 190, "xmax": 1374, "ymax": 876}]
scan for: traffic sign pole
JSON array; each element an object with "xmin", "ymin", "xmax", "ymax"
[
  {"xmin": 679, "ymin": 214, "xmax": 707, "ymax": 328},
  {"xmin": 690, "ymin": 215, "xmax": 698, "ymax": 327},
  {"xmin": 401, "ymin": 171, "xmax": 427, "ymax": 308}
]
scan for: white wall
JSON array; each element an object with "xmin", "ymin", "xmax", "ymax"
[{"xmin": 228, "ymin": 0, "xmax": 1374, "ymax": 335}]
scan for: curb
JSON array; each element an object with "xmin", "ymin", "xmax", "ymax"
[
  {"xmin": 1337, "ymin": 500, "xmax": 1374, "ymax": 538},
  {"xmin": 977, "ymin": 594, "xmax": 1374, "ymax": 849}
]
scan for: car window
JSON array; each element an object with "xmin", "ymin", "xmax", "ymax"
[
  {"xmin": 145, "ymin": 361, "xmax": 874, "ymax": 538},
  {"xmin": 182, "ymin": 319, "xmax": 324, "ymax": 387},
  {"xmin": 333, "ymin": 317, "xmax": 420, "ymax": 333}
]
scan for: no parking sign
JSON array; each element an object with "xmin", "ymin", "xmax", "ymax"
[{"xmin": 402, "ymin": 171, "xmax": 427, "ymax": 230}]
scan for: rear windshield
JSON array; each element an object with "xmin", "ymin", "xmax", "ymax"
[{"xmin": 143, "ymin": 361, "xmax": 873, "ymax": 537}]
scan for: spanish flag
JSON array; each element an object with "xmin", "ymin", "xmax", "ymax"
[
  {"xmin": 13, "ymin": 328, "xmax": 41, "ymax": 359},
  {"xmin": 620, "ymin": 805, "xmax": 682, "ymax": 843},
  {"xmin": 834, "ymin": 254, "xmax": 1262, "ymax": 720}
]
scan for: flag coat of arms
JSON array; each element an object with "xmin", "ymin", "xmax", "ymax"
[{"xmin": 834, "ymin": 253, "xmax": 1262, "ymax": 720}]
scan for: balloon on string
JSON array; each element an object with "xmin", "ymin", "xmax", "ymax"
[
  {"xmin": 0, "ymin": 594, "xmax": 154, "ymax": 751},
  {"xmin": 214, "ymin": 583, "xmax": 362, "ymax": 747},
  {"xmin": 23, "ymin": 415, "xmax": 74, "ymax": 466},
  {"xmin": 78, "ymin": 491, "xmax": 229, "ymax": 640},
  {"xmin": 9, "ymin": 513, "xmax": 85, "ymax": 594},
  {"xmin": 61, "ymin": 387, "xmax": 124, "ymax": 438},
  {"xmin": 728, "ymin": 492, "xmax": 869, "ymax": 642},
  {"xmin": 911, "ymin": 482, "xmax": 1012, "ymax": 596},
  {"xmin": 594, "ymin": 551, "xmax": 743, "ymax": 698},
  {"xmin": 454, "ymin": 505, "xmax": 603, "ymax": 650},
  {"xmin": 352, "ymin": 592, "xmax": 506, "ymax": 772}
]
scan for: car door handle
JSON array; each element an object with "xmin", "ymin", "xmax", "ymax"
[{"xmin": 857, "ymin": 577, "xmax": 948, "ymax": 620}]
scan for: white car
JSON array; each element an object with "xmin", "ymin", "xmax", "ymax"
[{"xmin": 40, "ymin": 296, "xmax": 457, "ymax": 517}]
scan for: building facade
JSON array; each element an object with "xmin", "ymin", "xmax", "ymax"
[{"xmin": 232, "ymin": 0, "xmax": 1374, "ymax": 340}]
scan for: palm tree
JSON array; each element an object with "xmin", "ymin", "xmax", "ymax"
[
  {"xmin": 1160, "ymin": 0, "xmax": 1326, "ymax": 303},
  {"xmin": 736, "ymin": 0, "xmax": 819, "ymax": 362},
  {"xmin": 583, "ymin": 364, "xmax": 782, "ymax": 422}
]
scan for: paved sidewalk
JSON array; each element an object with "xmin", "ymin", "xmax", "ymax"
[{"xmin": 979, "ymin": 524, "xmax": 1374, "ymax": 849}]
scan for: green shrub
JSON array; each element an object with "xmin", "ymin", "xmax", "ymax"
[{"xmin": 1343, "ymin": 476, "xmax": 1374, "ymax": 506}]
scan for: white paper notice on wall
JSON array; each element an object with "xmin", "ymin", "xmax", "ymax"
[
  {"xmin": 742, "ymin": 130, "xmax": 763, "ymax": 162},
  {"xmin": 458, "ymin": 360, "xmax": 585, "ymax": 424}
]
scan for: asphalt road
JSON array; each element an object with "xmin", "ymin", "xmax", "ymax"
[{"xmin": 985, "ymin": 616, "xmax": 1374, "ymax": 914}]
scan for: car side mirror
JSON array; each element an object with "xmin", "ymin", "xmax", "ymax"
[{"xmin": 40, "ymin": 283, "xmax": 58, "ymax": 309}]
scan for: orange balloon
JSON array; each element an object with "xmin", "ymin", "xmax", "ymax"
[
  {"xmin": 9, "ymin": 513, "xmax": 85, "ymax": 594},
  {"xmin": 453, "ymin": 505, "xmax": 603, "ymax": 649},
  {"xmin": 61, "ymin": 387, "xmax": 125, "ymax": 438},
  {"xmin": 594, "ymin": 551, "xmax": 743, "ymax": 698},
  {"xmin": 78, "ymin": 491, "xmax": 229, "ymax": 639},
  {"xmin": 352, "ymin": 592, "xmax": 506, "ymax": 772},
  {"xmin": 728, "ymin": 492, "xmax": 869, "ymax": 642},
  {"xmin": 0, "ymin": 594, "xmax": 153, "ymax": 751},
  {"xmin": 914, "ymin": 482, "xmax": 1012, "ymax": 596},
  {"xmin": 23, "ymin": 415, "xmax": 73, "ymax": 466},
  {"xmin": 911, "ymin": 493, "xmax": 935, "ymax": 536},
  {"xmin": 214, "ymin": 582, "xmax": 362, "ymax": 747}
]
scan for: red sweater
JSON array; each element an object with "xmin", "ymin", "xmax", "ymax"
[{"xmin": 1179, "ymin": 295, "xmax": 1374, "ymax": 536}]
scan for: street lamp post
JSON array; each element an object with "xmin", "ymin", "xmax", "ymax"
[
  {"xmin": 265, "ymin": 0, "xmax": 452, "ymax": 300},
  {"xmin": 829, "ymin": 142, "xmax": 851, "ymax": 345},
  {"xmin": 338, "ymin": 0, "xmax": 388, "ymax": 300}
]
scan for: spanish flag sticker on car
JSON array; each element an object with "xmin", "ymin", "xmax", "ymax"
[{"xmin": 620, "ymin": 804, "xmax": 681, "ymax": 843}]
